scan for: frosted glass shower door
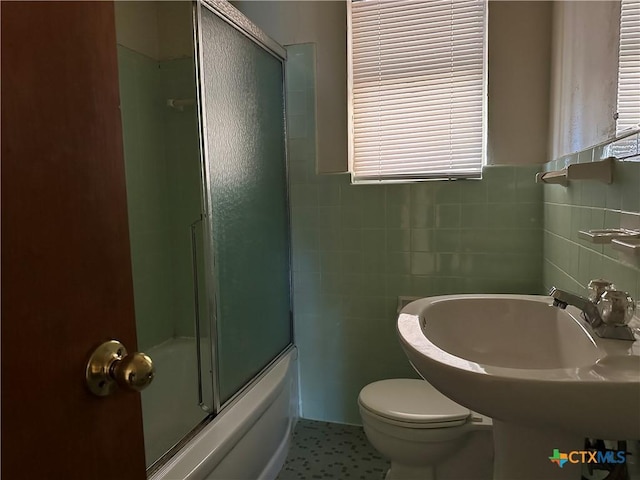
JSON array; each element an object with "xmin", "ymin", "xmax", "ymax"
[{"xmin": 197, "ymin": 2, "xmax": 292, "ymax": 405}]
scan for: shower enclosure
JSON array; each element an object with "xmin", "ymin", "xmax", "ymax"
[{"xmin": 114, "ymin": 0, "xmax": 292, "ymax": 469}]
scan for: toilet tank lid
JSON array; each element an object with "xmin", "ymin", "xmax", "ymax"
[{"xmin": 358, "ymin": 379, "xmax": 470, "ymax": 424}]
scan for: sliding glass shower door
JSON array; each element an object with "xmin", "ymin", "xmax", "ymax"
[
  {"xmin": 116, "ymin": 0, "xmax": 291, "ymax": 467},
  {"xmin": 115, "ymin": 1, "xmax": 209, "ymax": 467},
  {"xmin": 196, "ymin": 1, "xmax": 292, "ymax": 407}
]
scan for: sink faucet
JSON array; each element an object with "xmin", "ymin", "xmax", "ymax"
[
  {"xmin": 549, "ymin": 280, "xmax": 636, "ymax": 341},
  {"xmin": 549, "ymin": 287, "xmax": 603, "ymax": 328}
]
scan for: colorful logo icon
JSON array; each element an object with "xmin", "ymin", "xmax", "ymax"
[
  {"xmin": 549, "ymin": 448, "xmax": 626, "ymax": 468},
  {"xmin": 549, "ymin": 449, "xmax": 568, "ymax": 468}
]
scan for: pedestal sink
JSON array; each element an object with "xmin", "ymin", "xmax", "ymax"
[{"xmin": 397, "ymin": 294, "xmax": 640, "ymax": 480}]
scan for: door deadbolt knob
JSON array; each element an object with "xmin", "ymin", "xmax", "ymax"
[{"xmin": 86, "ymin": 340, "xmax": 155, "ymax": 397}]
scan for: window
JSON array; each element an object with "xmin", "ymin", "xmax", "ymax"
[
  {"xmin": 347, "ymin": 0, "xmax": 487, "ymax": 183},
  {"xmin": 616, "ymin": 0, "xmax": 640, "ymax": 135}
]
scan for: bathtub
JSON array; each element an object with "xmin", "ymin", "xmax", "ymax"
[{"xmin": 149, "ymin": 344, "xmax": 298, "ymax": 480}]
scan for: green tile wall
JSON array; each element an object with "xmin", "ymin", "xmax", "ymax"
[
  {"xmin": 117, "ymin": 46, "xmax": 201, "ymax": 350},
  {"xmin": 286, "ymin": 44, "xmax": 545, "ymax": 425},
  {"xmin": 159, "ymin": 56, "xmax": 202, "ymax": 339},
  {"xmin": 118, "ymin": 46, "xmax": 173, "ymax": 350},
  {"xmin": 542, "ymin": 142, "xmax": 640, "ymax": 303}
]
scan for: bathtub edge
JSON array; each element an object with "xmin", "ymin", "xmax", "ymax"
[{"xmin": 149, "ymin": 347, "xmax": 297, "ymax": 480}]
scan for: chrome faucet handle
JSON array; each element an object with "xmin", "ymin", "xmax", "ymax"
[
  {"xmin": 597, "ymin": 290, "xmax": 636, "ymax": 326},
  {"xmin": 587, "ymin": 279, "xmax": 615, "ymax": 303}
]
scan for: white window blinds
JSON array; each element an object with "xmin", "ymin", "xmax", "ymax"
[
  {"xmin": 348, "ymin": 0, "xmax": 487, "ymax": 183},
  {"xmin": 617, "ymin": 0, "xmax": 640, "ymax": 134}
]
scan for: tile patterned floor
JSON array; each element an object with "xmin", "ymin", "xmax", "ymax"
[
  {"xmin": 276, "ymin": 419, "xmax": 390, "ymax": 480},
  {"xmin": 275, "ymin": 420, "xmax": 640, "ymax": 480}
]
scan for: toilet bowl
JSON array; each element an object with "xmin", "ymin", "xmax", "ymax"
[{"xmin": 358, "ymin": 379, "xmax": 493, "ymax": 480}]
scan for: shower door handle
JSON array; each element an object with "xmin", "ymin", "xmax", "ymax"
[{"xmin": 85, "ymin": 340, "xmax": 155, "ymax": 397}]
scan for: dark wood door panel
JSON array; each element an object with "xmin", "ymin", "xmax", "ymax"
[{"xmin": 2, "ymin": 2, "xmax": 146, "ymax": 478}]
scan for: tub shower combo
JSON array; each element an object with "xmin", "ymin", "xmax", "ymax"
[{"xmin": 115, "ymin": 1, "xmax": 296, "ymax": 477}]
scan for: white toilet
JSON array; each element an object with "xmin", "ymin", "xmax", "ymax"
[{"xmin": 358, "ymin": 379, "xmax": 494, "ymax": 480}]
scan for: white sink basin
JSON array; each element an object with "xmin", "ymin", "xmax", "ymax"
[
  {"xmin": 417, "ymin": 296, "xmax": 601, "ymax": 370},
  {"xmin": 397, "ymin": 294, "xmax": 640, "ymax": 480}
]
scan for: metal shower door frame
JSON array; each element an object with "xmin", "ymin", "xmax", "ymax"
[{"xmin": 192, "ymin": 0, "xmax": 293, "ymax": 416}]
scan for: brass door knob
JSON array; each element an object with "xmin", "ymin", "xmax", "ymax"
[{"xmin": 86, "ymin": 340, "xmax": 155, "ymax": 397}]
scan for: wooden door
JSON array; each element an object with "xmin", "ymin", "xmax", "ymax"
[{"xmin": 1, "ymin": 2, "xmax": 146, "ymax": 479}]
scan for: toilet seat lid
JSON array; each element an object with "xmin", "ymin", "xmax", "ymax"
[{"xmin": 358, "ymin": 379, "xmax": 470, "ymax": 425}]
